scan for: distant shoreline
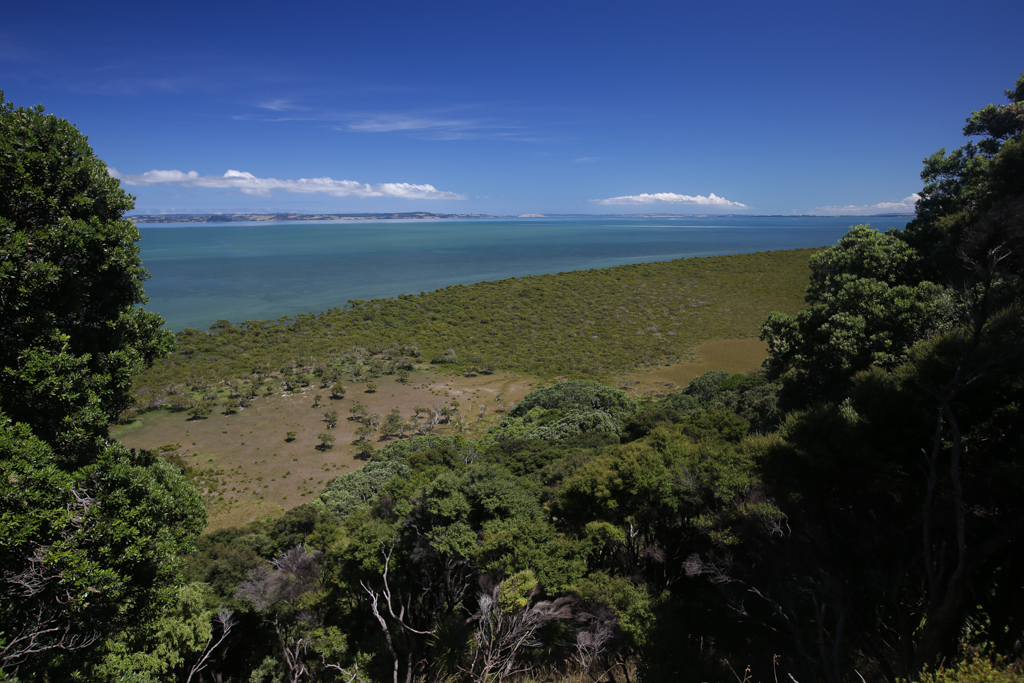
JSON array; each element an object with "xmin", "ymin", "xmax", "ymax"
[
  {"xmin": 128, "ymin": 212, "xmax": 510, "ymax": 223},
  {"xmin": 129, "ymin": 211, "xmax": 915, "ymax": 224}
]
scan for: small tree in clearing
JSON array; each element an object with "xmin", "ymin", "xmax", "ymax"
[
  {"xmin": 188, "ymin": 402, "xmax": 213, "ymax": 420},
  {"xmin": 348, "ymin": 400, "xmax": 367, "ymax": 420},
  {"xmin": 381, "ymin": 407, "xmax": 405, "ymax": 440},
  {"xmin": 354, "ymin": 423, "xmax": 375, "ymax": 443}
]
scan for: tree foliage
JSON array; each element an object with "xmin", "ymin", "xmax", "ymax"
[
  {"xmin": 0, "ymin": 93, "xmax": 201, "ymax": 679},
  {"xmin": 0, "ymin": 93, "xmax": 175, "ymax": 459},
  {"xmin": 746, "ymin": 72, "xmax": 1024, "ymax": 682}
]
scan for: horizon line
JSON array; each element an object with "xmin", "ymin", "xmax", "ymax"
[{"xmin": 128, "ymin": 211, "xmax": 916, "ymax": 222}]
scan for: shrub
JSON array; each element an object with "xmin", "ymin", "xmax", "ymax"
[{"xmin": 914, "ymin": 654, "xmax": 1022, "ymax": 683}]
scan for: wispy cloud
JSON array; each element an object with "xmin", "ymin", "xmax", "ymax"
[
  {"xmin": 812, "ymin": 194, "xmax": 919, "ymax": 215},
  {"xmin": 345, "ymin": 115, "xmax": 483, "ymax": 133},
  {"xmin": 573, "ymin": 157, "xmax": 604, "ymax": 164},
  {"xmin": 235, "ymin": 103, "xmax": 537, "ymax": 141},
  {"xmin": 341, "ymin": 113, "xmax": 534, "ymax": 141},
  {"xmin": 592, "ymin": 192, "xmax": 748, "ymax": 209},
  {"xmin": 257, "ymin": 98, "xmax": 308, "ymax": 112},
  {"xmin": 110, "ymin": 168, "xmax": 465, "ymax": 200}
]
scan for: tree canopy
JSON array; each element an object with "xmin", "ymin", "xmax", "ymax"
[
  {"xmin": 0, "ymin": 93, "xmax": 202, "ymax": 679},
  {"xmin": 0, "ymin": 93, "xmax": 175, "ymax": 461},
  {"xmin": 761, "ymin": 73, "xmax": 1024, "ymax": 403},
  {"xmin": 753, "ymin": 71, "xmax": 1024, "ymax": 680}
]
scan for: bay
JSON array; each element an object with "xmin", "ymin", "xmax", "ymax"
[{"xmin": 137, "ymin": 215, "xmax": 911, "ymax": 331}]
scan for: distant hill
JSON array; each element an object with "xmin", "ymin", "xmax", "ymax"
[{"xmin": 128, "ymin": 212, "xmax": 507, "ymax": 223}]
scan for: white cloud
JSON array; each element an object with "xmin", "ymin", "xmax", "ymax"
[
  {"xmin": 812, "ymin": 194, "xmax": 919, "ymax": 215},
  {"xmin": 346, "ymin": 115, "xmax": 482, "ymax": 133},
  {"xmin": 257, "ymin": 98, "xmax": 307, "ymax": 112},
  {"xmin": 342, "ymin": 114, "xmax": 536, "ymax": 141},
  {"xmin": 592, "ymin": 192, "xmax": 748, "ymax": 209},
  {"xmin": 109, "ymin": 168, "xmax": 465, "ymax": 200}
]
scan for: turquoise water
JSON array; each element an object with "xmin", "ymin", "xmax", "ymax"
[{"xmin": 138, "ymin": 215, "xmax": 911, "ymax": 331}]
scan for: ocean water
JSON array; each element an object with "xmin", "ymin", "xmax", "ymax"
[{"xmin": 137, "ymin": 215, "xmax": 912, "ymax": 331}]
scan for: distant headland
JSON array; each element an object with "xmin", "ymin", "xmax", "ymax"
[{"xmin": 128, "ymin": 212, "xmax": 510, "ymax": 223}]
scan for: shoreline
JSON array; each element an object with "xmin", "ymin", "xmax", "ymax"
[{"xmin": 129, "ymin": 211, "xmax": 915, "ymax": 224}]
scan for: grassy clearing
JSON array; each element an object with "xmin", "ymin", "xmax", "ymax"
[
  {"xmin": 115, "ymin": 369, "xmax": 537, "ymax": 530},
  {"xmin": 617, "ymin": 338, "xmax": 770, "ymax": 395}
]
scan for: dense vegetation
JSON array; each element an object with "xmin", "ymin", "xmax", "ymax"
[
  {"xmin": 1, "ymin": 73, "xmax": 1022, "ymax": 683},
  {"xmin": 0, "ymin": 92, "xmax": 204, "ymax": 679},
  {"xmin": 130, "ymin": 247, "xmax": 815, "ymax": 410}
]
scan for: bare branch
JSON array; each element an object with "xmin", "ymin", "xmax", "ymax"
[{"xmin": 185, "ymin": 609, "xmax": 235, "ymax": 683}]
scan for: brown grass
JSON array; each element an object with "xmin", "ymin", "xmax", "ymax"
[{"xmin": 113, "ymin": 368, "xmax": 536, "ymax": 530}]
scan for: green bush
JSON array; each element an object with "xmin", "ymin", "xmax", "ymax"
[
  {"xmin": 509, "ymin": 380, "xmax": 638, "ymax": 422},
  {"xmin": 914, "ymin": 654, "xmax": 1023, "ymax": 683}
]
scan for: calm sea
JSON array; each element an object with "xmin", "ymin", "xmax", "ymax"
[{"xmin": 137, "ymin": 215, "xmax": 911, "ymax": 331}]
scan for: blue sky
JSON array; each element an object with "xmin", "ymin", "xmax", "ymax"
[{"xmin": 3, "ymin": 0, "xmax": 1022, "ymax": 216}]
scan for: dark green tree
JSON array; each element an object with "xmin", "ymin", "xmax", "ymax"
[
  {"xmin": 762, "ymin": 72, "xmax": 1024, "ymax": 407},
  {"xmin": 748, "ymin": 73, "xmax": 1024, "ymax": 681},
  {"xmin": 0, "ymin": 93, "xmax": 203, "ymax": 678},
  {"xmin": 0, "ymin": 94, "xmax": 175, "ymax": 460},
  {"xmin": 508, "ymin": 380, "xmax": 638, "ymax": 423},
  {"xmin": 760, "ymin": 225, "xmax": 958, "ymax": 403},
  {"xmin": 905, "ymin": 73, "xmax": 1024, "ymax": 278}
]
